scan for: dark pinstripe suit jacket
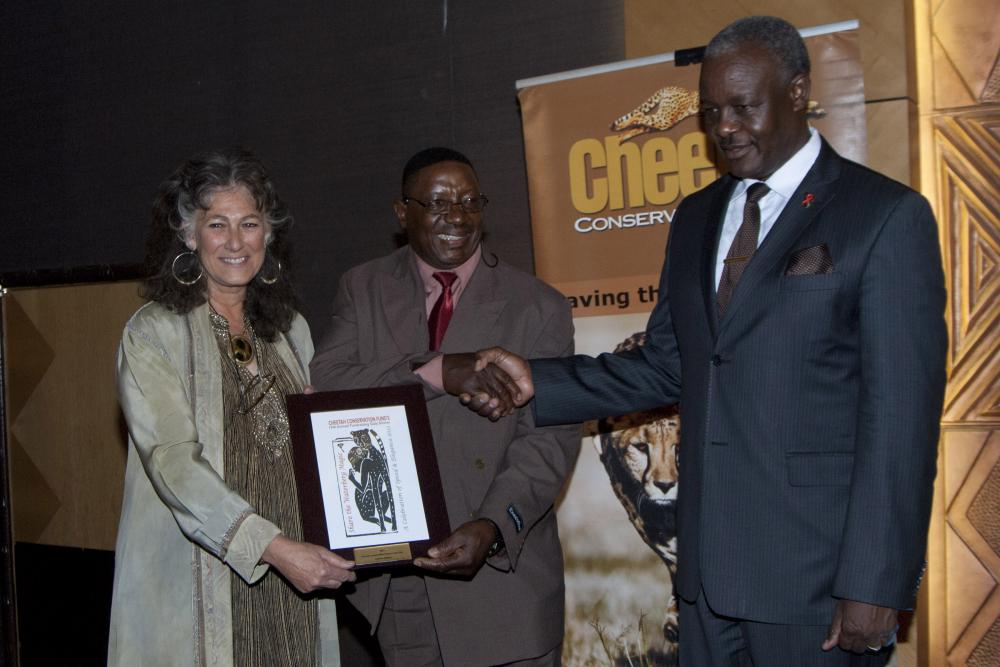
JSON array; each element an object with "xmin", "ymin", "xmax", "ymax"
[
  {"xmin": 310, "ymin": 246, "xmax": 579, "ymax": 665},
  {"xmin": 532, "ymin": 140, "xmax": 947, "ymax": 625}
]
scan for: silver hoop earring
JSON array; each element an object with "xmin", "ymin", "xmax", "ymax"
[
  {"xmin": 171, "ymin": 251, "xmax": 203, "ymax": 286},
  {"xmin": 258, "ymin": 258, "xmax": 282, "ymax": 285}
]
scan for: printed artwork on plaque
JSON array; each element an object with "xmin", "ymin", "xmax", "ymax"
[{"xmin": 310, "ymin": 405, "xmax": 430, "ymax": 549}]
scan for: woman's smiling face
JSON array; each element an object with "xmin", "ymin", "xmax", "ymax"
[{"xmin": 188, "ymin": 185, "xmax": 270, "ymax": 299}]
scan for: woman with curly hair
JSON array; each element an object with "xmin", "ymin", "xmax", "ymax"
[{"xmin": 108, "ymin": 147, "xmax": 354, "ymax": 666}]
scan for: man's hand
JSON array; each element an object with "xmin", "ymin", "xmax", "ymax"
[
  {"xmin": 822, "ymin": 599, "xmax": 898, "ymax": 654},
  {"xmin": 441, "ymin": 353, "xmax": 520, "ymax": 420},
  {"xmin": 412, "ymin": 519, "xmax": 496, "ymax": 577},
  {"xmin": 261, "ymin": 534, "xmax": 356, "ymax": 593},
  {"xmin": 463, "ymin": 347, "xmax": 534, "ymax": 414}
]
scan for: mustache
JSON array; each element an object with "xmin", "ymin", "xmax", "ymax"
[{"xmin": 717, "ymin": 137, "xmax": 749, "ymax": 150}]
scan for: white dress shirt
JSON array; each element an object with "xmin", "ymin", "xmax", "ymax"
[{"xmin": 714, "ymin": 127, "xmax": 822, "ymax": 287}]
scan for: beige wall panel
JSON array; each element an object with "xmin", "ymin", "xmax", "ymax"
[
  {"xmin": 929, "ymin": 0, "xmax": 1000, "ymax": 108},
  {"xmin": 945, "ymin": 519, "xmax": 996, "ymax": 651},
  {"xmin": 932, "ymin": 110, "xmax": 1000, "ymax": 426},
  {"xmin": 624, "ymin": 0, "xmax": 908, "ymax": 101},
  {"xmin": 866, "ymin": 98, "xmax": 914, "ymax": 185},
  {"xmin": 3, "ymin": 281, "xmax": 144, "ymax": 550},
  {"xmin": 932, "ymin": 429, "xmax": 1000, "ymax": 664},
  {"xmin": 915, "ymin": 0, "xmax": 1000, "ymax": 661},
  {"xmin": 944, "ymin": 429, "xmax": 993, "ymax": 508},
  {"xmin": 931, "ymin": 35, "xmax": 978, "ymax": 110}
]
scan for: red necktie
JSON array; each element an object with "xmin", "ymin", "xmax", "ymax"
[
  {"xmin": 428, "ymin": 271, "xmax": 458, "ymax": 351},
  {"xmin": 717, "ymin": 182, "xmax": 770, "ymax": 315}
]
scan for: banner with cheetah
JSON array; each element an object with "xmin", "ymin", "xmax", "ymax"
[
  {"xmin": 517, "ymin": 22, "xmax": 865, "ymax": 320},
  {"xmin": 517, "ymin": 23, "xmax": 866, "ymax": 666}
]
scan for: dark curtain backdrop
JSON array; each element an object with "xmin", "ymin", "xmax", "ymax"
[{"xmin": 1, "ymin": 1, "xmax": 625, "ymax": 336}]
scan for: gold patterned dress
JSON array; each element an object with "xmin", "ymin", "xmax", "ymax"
[{"xmin": 210, "ymin": 310, "xmax": 317, "ymax": 666}]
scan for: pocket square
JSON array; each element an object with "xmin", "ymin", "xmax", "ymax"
[{"xmin": 785, "ymin": 243, "xmax": 834, "ymax": 275}]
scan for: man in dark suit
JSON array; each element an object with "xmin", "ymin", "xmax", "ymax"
[
  {"xmin": 310, "ymin": 147, "xmax": 579, "ymax": 666},
  {"xmin": 451, "ymin": 16, "xmax": 947, "ymax": 665}
]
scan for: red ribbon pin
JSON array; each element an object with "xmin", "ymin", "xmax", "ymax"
[{"xmin": 802, "ymin": 193, "xmax": 814, "ymax": 207}]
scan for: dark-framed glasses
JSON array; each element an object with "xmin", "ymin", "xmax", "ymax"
[{"xmin": 402, "ymin": 195, "xmax": 489, "ymax": 215}]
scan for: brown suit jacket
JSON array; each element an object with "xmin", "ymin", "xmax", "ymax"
[{"xmin": 310, "ymin": 246, "xmax": 579, "ymax": 665}]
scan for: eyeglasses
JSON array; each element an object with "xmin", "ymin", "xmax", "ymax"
[
  {"xmin": 235, "ymin": 371, "xmax": 277, "ymax": 415},
  {"xmin": 402, "ymin": 195, "xmax": 489, "ymax": 215}
]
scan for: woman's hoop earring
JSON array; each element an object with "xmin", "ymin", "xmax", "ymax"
[
  {"xmin": 258, "ymin": 258, "xmax": 282, "ymax": 285},
  {"xmin": 171, "ymin": 251, "xmax": 203, "ymax": 286}
]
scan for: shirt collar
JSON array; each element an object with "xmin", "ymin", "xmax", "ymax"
[
  {"xmin": 734, "ymin": 126, "xmax": 821, "ymax": 200},
  {"xmin": 413, "ymin": 245, "xmax": 482, "ymax": 297}
]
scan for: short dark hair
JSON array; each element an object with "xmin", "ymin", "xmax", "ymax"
[
  {"xmin": 704, "ymin": 16, "xmax": 810, "ymax": 84},
  {"xmin": 140, "ymin": 146, "xmax": 299, "ymax": 340},
  {"xmin": 400, "ymin": 147, "xmax": 476, "ymax": 194}
]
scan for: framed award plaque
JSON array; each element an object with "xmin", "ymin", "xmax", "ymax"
[{"xmin": 287, "ymin": 384, "xmax": 450, "ymax": 568}]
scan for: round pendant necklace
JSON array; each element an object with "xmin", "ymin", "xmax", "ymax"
[
  {"xmin": 209, "ymin": 304, "xmax": 256, "ymax": 366},
  {"xmin": 230, "ymin": 332, "xmax": 255, "ymax": 365}
]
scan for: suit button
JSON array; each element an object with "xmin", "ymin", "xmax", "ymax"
[
  {"xmin": 711, "ymin": 355, "xmax": 722, "ymax": 366},
  {"xmin": 474, "ymin": 458, "xmax": 485, "ymax": 470}
]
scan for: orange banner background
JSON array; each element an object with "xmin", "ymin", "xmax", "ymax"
[{"xmin": 519, "ymin": 29, "xmax": 865, "ymax": 316}]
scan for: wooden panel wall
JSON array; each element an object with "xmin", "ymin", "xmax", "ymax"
[
  {"xmin": 4, "ymin": 281, "xmax": 144, "ymax": 551},
  {"xmin": 912, "ymin": 0, "xmax": 1000, "ymax": 664}
]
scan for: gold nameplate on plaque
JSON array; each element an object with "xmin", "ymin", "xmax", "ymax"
[{"xmin": 354, "ymin": 543, "xmax": 412, "ymax": 565}]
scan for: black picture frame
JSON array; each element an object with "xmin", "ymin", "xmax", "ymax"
[{"xmin": 287, "ymin": 384, "xmax": 450, "ymax": 568}]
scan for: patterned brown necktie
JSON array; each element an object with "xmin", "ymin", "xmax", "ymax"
[
  {"xmin": 717, "ymin": 182, "xmax": 770, "ymax": 315},
  {"xmin": 428, "ymin": 271, "xmax": 458, "ymax": 351}
]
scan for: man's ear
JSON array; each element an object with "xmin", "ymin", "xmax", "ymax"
[
  {"xmin": 790, "ymin": 73, "xmax": 811, "ymax": 112},
  {"xmin": 393, "ymin": 199, "xmax": 408, "ymax": 230}
]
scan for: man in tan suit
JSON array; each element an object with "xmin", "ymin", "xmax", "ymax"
[{"xmin": 310, "ymin": 147, "xmax": 579, "ymax": 666}]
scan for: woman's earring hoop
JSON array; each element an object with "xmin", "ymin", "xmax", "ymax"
[
  {"xmin": 171, "ymin": 251, "xmax": 203, "ymax": 286},
  {"xmin": 258, "ymin": 258, "xmax": 282, "ymax": 285}
]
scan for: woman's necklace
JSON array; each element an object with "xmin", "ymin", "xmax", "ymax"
[
  {"xmin": 230, "ymin": 329, "xmax": 255, "ymax": 366},
  {"xmin": 209, "ymin": 308, "xmax": 275, "ymax": 415},
  {"xmin": 210, "ymin": 303, "xmax": 255, "ymax": 366}
]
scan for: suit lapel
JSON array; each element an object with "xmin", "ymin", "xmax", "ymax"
[
  {"xmin": 380, "ymin": 247, "xmax": 508, "ymax": 353},
  {"xmin": 717, "ymin": 142, "xmax": 842, "ymax": 331},
  {"xmin": 701, "ymin": 176, "xmax": 738, "ymax": 339},
  {"xmin": 380, "ymin": 249, "xmax": 429, "ymax": 353},
  {"xmin": 442, "ymin": 253, "xmax": 507, "ymax": 351}
]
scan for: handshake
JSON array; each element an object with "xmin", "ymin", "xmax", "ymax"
[{"xmin": 441, "ymin": 348, "xmax": 535, "ymax": 420}]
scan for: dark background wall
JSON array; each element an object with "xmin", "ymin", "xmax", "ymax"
[
  {"xmin": 1, "ymin": 1, "xmax": 624, "ymax": 337},
  {"xmin": 1, "ymin": 2, "xmax": 624, "ymax": 663}
]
